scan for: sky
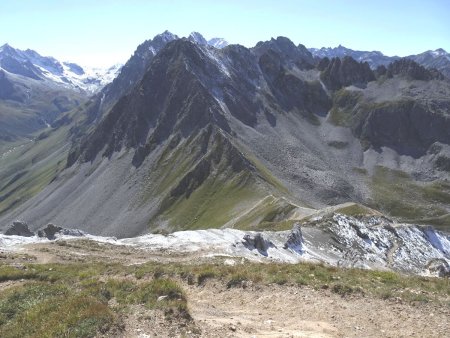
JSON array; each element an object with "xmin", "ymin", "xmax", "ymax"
[{"xmin": 1, "ymin": 0, "xmax": 449, "ymax": 68}]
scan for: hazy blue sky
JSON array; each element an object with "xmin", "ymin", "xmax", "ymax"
[{"xmin": 1, "ymin": 0, "xmax": 449, "ymax": 67}]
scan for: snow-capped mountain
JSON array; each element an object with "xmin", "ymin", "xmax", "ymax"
[
  {"xmin": 0, "ymin": 43, "xmax": 121, "ymax": 93},
  {"xmin": 407, "ymin": 48, "xmax": 450, "ymax": 78},
  {"xmin": 208, "ymin": 37, "xmax": 229, "ymax": 49},
  {"xmin": 310, "ymin": 45, "xmax": 450, "ymax": 78},
  {"xmin": 309, "ymin": 45, "xmax": 398, "ymax": 67},
  {"xmin": 187, "ymin": 32, "xmax": 229, "ymax": 49},
  {"xmin": 188, "ymin": 32, "xmax": 209, "ymax": 45}
]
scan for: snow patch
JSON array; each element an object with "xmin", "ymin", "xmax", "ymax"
[{"xmin": 1, "ymin": 214, "xmax": 449, "ymax": 276}]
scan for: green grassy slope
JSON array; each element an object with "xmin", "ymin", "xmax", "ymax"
[
  {"xmin": 370, "ymin": 166, "xmax": 450, "ymax": 232},
  {"xmin": 144, "ymin": 127, "xmax": 298, "ymax": 232},
  {"xmin": 0, "ymin": 125, "xmax": 71, "ymax": 216}
]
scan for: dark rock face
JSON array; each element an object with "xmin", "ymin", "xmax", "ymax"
[
  {"xmin": 374, "ymin": 65, "xmax": 387, "ymax": 78},
  {"xmin": 284, "ymin": 224, "xmax": 303, "ymax": 252},
  {"xmin": 99, "ymin": 31, "xmax": 178, "ymax": 115},
  {"xmin": 0, "ymin": 55, "xmax": 42, "ymax": 80},
  {"xmin": 320, "ymin": 56, "xmax": 375, "ymax": 91},
  {"xmin": 4, "ymin": 221, "xmax": 34, "ymax": 237},
  {"xmin": 0, "ymin": 70, "xmax": 16, "ymax": 100},
  {"xmin": 357, "ymin": 101, "xmax": 450, "ymax": 157},
  {"xmin": 310, "ymin": 45, "xmax": 450, "ymax": 79},
  {"xmin": 259, "ymin": 50, "xmax": 331, "ymax": 117},
  {"xmin": 317, "ymin": 57, "xmax": 330, "ymax": 71},
  {"xmin": 434, "ymin": 156, "xmax": 450, "ymax": 171},
  {"xmin": 37, "ymin": 223, "xmax": 63, "ymax": 239},
  {"xmin": 387, "ymin": 59, "xmax": 444, "ymax": 80},
  {"xmin": 68, "ymin": 37, "xmax": 333, "ymax": 168},
  {"xmin": 242, "ymin": 233, "xmax": 275, "ymax": 256},
  {"xmin": 331, "ymin": 87, "xmax": 450, "ymax": 157},
  {"xmin": 253, "ymin": 36, "xmax": 315, "ymax": 69},
  {"xmin": 63, "ymin": 62, "xmax": 84, "ymax": 75},
  {"xmin": 68, "ymin": 40, "xmax": 228, "ymax": 167}
]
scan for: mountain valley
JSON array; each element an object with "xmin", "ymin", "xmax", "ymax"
[
  {"xmin": 1, "ymin": 32, "xmax": 450, "ymax": 237},
  {"xmin": 1, "ymin": 27, "xmax": 450, "ymax": 338}
]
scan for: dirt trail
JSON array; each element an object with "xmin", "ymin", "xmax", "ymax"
[
  {"xmin": 2, "ymin": 241, "xmax": 449, "ymax": 338},
  {"xmin": 186, "ymin": 283, "xmax": 449, "ymax": 338}
]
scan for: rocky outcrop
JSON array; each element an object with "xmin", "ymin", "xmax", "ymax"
[
  {"xmin": 258, "ymin": 49, "xmax": 331, "ymax": 118},
  {"xmin": 283, "ymin": 224, "xmax": 303, "ymax": 253},
  {"xmin": 36, "ymin": 223, "xmax": 85, "ymax": 239},
  {"xmin": 357, "ymin": 100, "xmax": 450, "ymax": 156},
  {"xmin": 387, "ymin": 58, "xmax": 444, "ymax": 80},
  {"xmin": 37, "ymin": 223, "xmax": 62, "ymax": 239},
  {"xmin": 242, "ymin": 233, "xmax": 275, "ymax": 256},
  {"xmin": 4, "ymin": 221, "xmax": 34, "ymax": 237},
  {"xmin": 427, "ymin": 259, "xmax": 450, "ymax": 277},
  {"xmin": 320, "ymin": 56, "xmax": 375, "ymax": 90},
  {"xmin": 407, "ymin": 49, "xmax": 450, "ymax": 79},
  {"xmin": 100, "ymin": 31, "xmax": 179, "ymax": 114},
  {"xmin": 0, "ymin": 55, "xmax": 42, "ymax": 80},
  {"xmin": 253, "ymin": 36, "xmax": 315, "ymax": 69}
]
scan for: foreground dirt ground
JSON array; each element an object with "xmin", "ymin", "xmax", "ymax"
[
  {"xmin": 186, "ymin": 282, "xmax": 449, "ymax": 338},
  {"xmin": 1, "ymin": 240, "xmax": 449, "ymax": 338}
]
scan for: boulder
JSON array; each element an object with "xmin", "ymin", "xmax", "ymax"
[
  {"xmin": 37, "ymin": 224, "xmax": 85, "ymax": 239},
  {"xmin": 4, "ymin": 221, "xmax": 34, "ymax": 237},
  {"xmin": 242, "ymin": 233, "xmax": 274, "ymax": 256},
  {"xmin": 37, "ymin": 223, "xmax": 63, "ymax": 240},
  {"xmin": 284, "ymin": 224, "xmax": 303, "ymax": 252},
  {"xmin": 427, "ymin": 259, "xmax": 450, "ymax": 278}
]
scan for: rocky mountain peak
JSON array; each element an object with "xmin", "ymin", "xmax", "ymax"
[
  {"xmin": 188, "ymin": 32, "xmax": 208, "ymax": 45},
  {"xmin": 208, "ymin": 37, "xmax": 228, "ymax": 49},
  {"xmin": 155, "ymin": 30, "xmax": 178, "ymax": 42},
  {"xmin": 0, "ymin": 43, "xmax": 119, "ymax": 92},
  {"xmin": 387, "ymin": 58, "xmax": 444, "ymax": 80},
  {"xmin": 320, "ymin": 56, "xmax": 375, "ymax": 90},
  {"xmin": 67, "ymin": 39, "xmax": 229, "ymax": 167},
  {"xmin": 253, "ymin": 36, "xmax": 314, "ymax": 69},
  {"xmin": 432, "ymin": 48, "xmax": 447, "ymax": 56},
  {"xmin": 0, "ymin": 43, "xmax": 17, "ymax": 55}
]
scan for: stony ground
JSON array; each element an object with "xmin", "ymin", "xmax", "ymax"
[
  {"xmin": 1, "ymin": 240, "xmax": 449, "ymax": 338},
  {"xmin": 185, "ymin": 282, "xmax": 449, "ymax": 338}
]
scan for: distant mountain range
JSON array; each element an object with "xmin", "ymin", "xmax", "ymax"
[
  {"xmin": 0, "ymin": 32, "xmax": 228, "ymax": 144},
  {"xmin": 0, "ymin": 43, "xmax": 121, "ymax": 93},
  {"xmin": 1, "ymin": 31, "xmax": 450, "ymax": 240},
  {"xmin": 309, "ymin": 45, "xmax": 450, "ymax": 78},
  {"xmin": 0, "ymin": 31, "xmax": 228, "ymax": 95}
]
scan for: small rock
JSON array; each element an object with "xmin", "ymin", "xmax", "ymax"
[
  {"xmin": 224, "ymin": 259, "xmax": 236, "ymax": 266},
  {"xmin": 157, "ymin": 295, "xmax": 168, "ymax": 302},
  {"xmin": 11, "ymin": 263, "xmax": 26, "ymax": 270}
]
